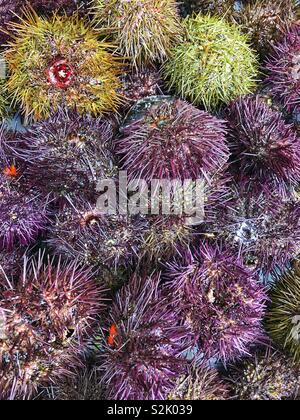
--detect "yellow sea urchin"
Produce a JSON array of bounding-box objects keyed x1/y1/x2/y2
[{"x1": 4, "y1": 9, "x2": 122, "y2": 120}]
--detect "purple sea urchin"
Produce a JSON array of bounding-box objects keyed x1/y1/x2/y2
[
  {"x1": 117, "y1": 96, "x2": 229, "y2": 182},
  {"x1": 93, "y1": 0, "x2": 183, "y2": 68},
  {"x1": 0, "y1": 255, "x2": 105, "y2": 400},
  {"x1": 142, "y1": 173, "x2": 230, "y2": 260},
  {"x1": 0, "y1": 124, "x2": 33, "y2": 173},
  {"x1": 4, "y1": 9, "x2": 122, "y2": 120},
  {"x1": 0, "y1": 174, "x2": 49, "y2": 251},
  {"x1": 165, "y1": 244, "x2": 267, "y2": 361},
  {"x1": 209, "y1": 183, "x2": 300, "y2": 273},
  {"x1": 228, "y1": 349, "x2": 300, "y2": 400},
  {"x1": 119, "y1": 69, "x2": 163, "y2": 111},
  {"x1": 98, "y1": 273, "x2": 191, "y2": 400},
  {"x1": 48, "y1": 198, "x2": 146, "y2": 270},
  {"x1": 266, "y1": 25, "x2": 300, "y2": 115},
  {"x1": 0, "y1": 248, "x2": 24, "y2": 280},
  {"x1": 226, "y1": 96, "x2": 300, "y2": 195},
  {"x1": 168, "y1": 362, "x2": 230, "y2": 400},
  {"x1": 23, "y1": 109, "x2": 117, "y2": 203}
]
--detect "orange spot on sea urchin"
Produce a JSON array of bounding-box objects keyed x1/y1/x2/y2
[
  {"x1": 108, "y1": 323, "x2": 118, "y2": 346},
  {"x1": 3, "y1": 165, "x2": 18, "y2": 178}
]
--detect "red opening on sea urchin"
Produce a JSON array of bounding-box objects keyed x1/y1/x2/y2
[{"x1": 46, "y1": 58, "x2": 75, "y2": 89}]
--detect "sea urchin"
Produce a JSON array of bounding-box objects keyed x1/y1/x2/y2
[
  {"x1": 164, "y1": 14, "x2": 258, "y2": 110},
  {"x1": 4, "y1": 9, "x2": 121, "y2": 120},
  {"x1": 93, "y1": 0, "x2": 183, "y2": 68},
  {"x1": 266, "y1": 24, "x2": 300, "y2": 115},
  {"x1": 97, "y1": 273, "x2": 191, "y2": 400},
  {"x1": 165, "y1": 244, "x2": 267, "y2": 361},
  {"x1": 226, "y1": 95, "x2": 300, "y2": 195},
  {"x1": 0, "y1": 255, "x2": 105, "y2": 400}
]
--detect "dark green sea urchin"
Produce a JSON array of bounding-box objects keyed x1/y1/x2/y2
[
  {"x1": 182, "y1": 0, "x2": 238, "y2": 16},
  {"x1": 228, "y1": 349, "x2": 300, "y2": 400},
  {"x1": 43, "y1": 369, "x2": 103, "y2": 400},
  {"x1": 168, "y1": 363, "x2": 230, "y2": 400},
  {"x1": 236, "y1": 0, "x2": 296, "y2": 57},
  {"x1": 163, "y1": 14, "x2": 258, "y2": 110},
  {"x1": 265, "y1": 266, "x2": 300, "y2": 362},
  {"x1": 93, "y1": 0, "x2": 183, "y2": 68}
]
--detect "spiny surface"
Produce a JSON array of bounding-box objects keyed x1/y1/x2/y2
[
  {"x1": 226, "y1": 96, "x2": 300, "y2": 196},
  {"x1": 266, "y1": 24, "x2": 300, "y2": 115},
  {"x1": 266, "y1": 266, "x2": 300, "y2": 363},
  {"x1": 0, "y1": 256, "x2": 105, "y2": 400},
  {"x1": 98, "y1": 274, "x2": 191, "y2": 400},
  {"x1": 164, "y1": 244, "x2": 267, "y2": 361},
  {"x1": 4, "y1": 10, "x2": 122, "y2": 120},
  {"x1": 164, "y1": 14, "x2": 258, "y2": 110},
  {"x1": 117, "y1": 96, "x2": 229, "y2": 181},
  {"x1": 93, "y1": 0, "x2": 183, "y2": 68},
  {"x1": 228, "y1": 349, "x2": 300, "y2": 400}
]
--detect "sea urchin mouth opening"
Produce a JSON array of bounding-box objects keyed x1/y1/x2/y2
[
  {"x1": 46, "y1": 58, "x2": 75, "y2": 89},
  {"x1": 234, "y1": 221, "x2": 258, "y2": 245},
  {"x1": 80, "y1": 212, "x2": 101, "y2": 228}
]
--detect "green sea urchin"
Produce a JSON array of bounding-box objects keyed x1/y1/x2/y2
[
  {"x1": 93, "y1": 0, "x2": 183, "y2": 68},
  {"x1": 163, "y1": 14, "x2": 258, "y2": 110},
  {"x1": 0, "y1": 0, "x2": 89, "y2": 45}
]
